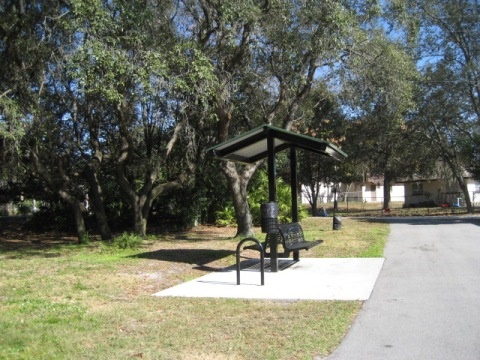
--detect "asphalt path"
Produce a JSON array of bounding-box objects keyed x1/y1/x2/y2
[{"x1": 327, "y1": 216, "x2": 480, "y2": 360}]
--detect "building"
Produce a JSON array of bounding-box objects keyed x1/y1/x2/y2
[{"x1": 301, "y1": 176, "x2": 480, "y2": 208}]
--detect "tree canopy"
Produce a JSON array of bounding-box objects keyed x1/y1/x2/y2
[{"x1": 1, "y1": 0, "x2": 479, "y2": 239}]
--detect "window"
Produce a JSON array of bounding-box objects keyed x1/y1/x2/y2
[{"x1": 412, "y1": 183, "x2": 423, "y2": 196}]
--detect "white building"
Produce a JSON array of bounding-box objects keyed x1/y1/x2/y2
[
  {"x1": 301, "y1": 176, "x2": 480, "y2": 208},
  {"x1": 301, "y1": 178, "x2": 405, "y2": 206}
]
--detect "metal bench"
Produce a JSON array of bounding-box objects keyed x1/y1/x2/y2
[
  {"x1": 244, "y1": 222, "x2": 323, "y2": 265},
  {"x1": 254, "y1": 222, "x2": 323, "y2": 262},
  {"x1": 277, "y1": 222, "x2": 323, "y2": 260}
]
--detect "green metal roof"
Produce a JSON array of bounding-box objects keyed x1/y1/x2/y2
[{"x1": 208, "y1": 125, "x2": 348, "y2": 164}]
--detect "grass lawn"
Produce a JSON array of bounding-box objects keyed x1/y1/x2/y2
[{"x1": 0, "y1": 217, "x2": 389, "y2": 359}]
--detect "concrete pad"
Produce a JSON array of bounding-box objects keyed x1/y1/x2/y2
[{"x1": 153, "y1": 258, "x2": 385, "y2": 301}]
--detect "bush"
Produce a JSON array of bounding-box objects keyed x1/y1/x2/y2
[
  {"x1": 110, "y1": 232, "x2": 144, "y2": 249},
  {"x1": 79, "y1": 232, "x2": 90, "y2": 245},
  {"x1": 213, "y1": 169, "x2": 307, "y2": 227},
  {"x1": 215, "y1": 204, "x2": 236, "y2": 226},
  {"x1": 249, "y1": 170, "x2": 307, "y2": 224}
]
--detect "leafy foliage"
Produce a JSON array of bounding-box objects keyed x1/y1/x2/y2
[
  {"x1": 214, "y1": 169, "x2": 307, "y2": 227},
  {"x1": 2, "y1": 0, "x2": 479, "y2": 235},
  {"x1": 215, "y1": 204, "x2": 237, "y2": 227},
  {"x1": 387, "y1": 0, "x2": 480, "y2": 211},
  {"x1": 248, "y1": 169, "x2": 308, "y2": 225},
  {"x1": 109, "y1": 232, "x2": 144, "y2": 250}
]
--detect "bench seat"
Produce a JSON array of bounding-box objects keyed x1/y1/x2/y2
[
  {"x1": 244, "y1": 222, "x2": 323, "y2": 262},
  {"x1": 246, "y1": 223, "x2": 323, "y2": 261},
  {"x1": 278, "y1": 222, "x2": 323, "y2": 253}
]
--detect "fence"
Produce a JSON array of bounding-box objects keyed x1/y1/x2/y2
[{"x1": 311, "y1": 195, "x2": 480, "y2": 217}]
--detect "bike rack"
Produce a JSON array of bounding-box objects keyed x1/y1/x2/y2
[{"x1": 236, "y1": 237, "x2": 265, "y2": 286}]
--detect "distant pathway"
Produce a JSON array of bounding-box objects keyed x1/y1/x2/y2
[{"x1": 327, "y1": 216, "x2": 480, "y2": 360}]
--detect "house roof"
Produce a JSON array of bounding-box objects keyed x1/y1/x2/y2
[{"x1": 207, "y1": 124, "x2": 347, "y2": 164}]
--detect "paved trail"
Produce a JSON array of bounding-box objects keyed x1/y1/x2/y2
[{"x1": 328, "y1": 217, "x2": 480, "y2": 360}]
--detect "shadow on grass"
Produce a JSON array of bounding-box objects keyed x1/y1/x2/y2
[
  {"x1": 0, "y1": 216, "x2": 80, "y2": 254},
  {"x1": 131, "y1": 248, "x2": 236, "y2": 272},
  {"x1": 0, "y1": 231, "x2": 79, "y2": 257}
]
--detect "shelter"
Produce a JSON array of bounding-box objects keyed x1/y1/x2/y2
[{"x1": 208, "y1": 125, "x2": 347, "y2": 271}]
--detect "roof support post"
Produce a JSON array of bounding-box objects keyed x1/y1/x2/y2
[
  {"x1": 290, "y1": 147, "x2": 298, "y2": 223},
  {"x1": 267, "y1": 129, "x2": 278, "y2": 272},
  {"x1": 290, "y1": 147, "x2": 301, "y2": 261},
  {"x1": 267, "y1": 130, "x2": 276, "y2": 202}
]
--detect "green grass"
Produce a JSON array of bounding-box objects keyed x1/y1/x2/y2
[
  {"x1": 301, "y1": 217, "x2": 388, "y2": 258},
  {"x1": 0, "y1": 217, "x2": 389, "y2": 359}
]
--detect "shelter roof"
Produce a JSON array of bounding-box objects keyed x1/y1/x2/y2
[{"x1": 207, "y1": 125, "x2": 347, "y2": 164}]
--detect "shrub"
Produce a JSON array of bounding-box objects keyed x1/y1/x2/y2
[
  {"x1": 215, "y1": 204, "x2": 236, "y2": 226},
  {"x1": 111, "y1": 232, "x2": 144, "y2": 249},
  {"x1": 213, "y1": 169, "x2": 307, "y2": 227},
  {"x1": 79, "y1": 232, "x2": 90, "y2": 245},
  {"x1": 249, "y1": 170, "x2": 307, "y2": 224}
]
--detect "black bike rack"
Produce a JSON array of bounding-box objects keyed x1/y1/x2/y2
[{"x1": 236, "y1": 237, "x2": 265, "y2": 286}]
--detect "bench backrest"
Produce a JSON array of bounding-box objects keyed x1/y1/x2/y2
[{"x1": 278, "y1": 222, "x2": 305, "y2": 247}]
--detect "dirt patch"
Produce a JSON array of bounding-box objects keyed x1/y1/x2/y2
[
  {"x1": 0, "y1": 218, "x2": 238, "y2": 252},
  {"x1": 0, "y1": 217, "x2": 79, "y2": 251}
]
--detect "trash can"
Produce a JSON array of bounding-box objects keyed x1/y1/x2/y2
[
  {"x1": 260, "y1": 202, "x2": 278, "y2": 233},
  {"x1": 333, "y1": 216, "x2": 342, "y2": 230}
]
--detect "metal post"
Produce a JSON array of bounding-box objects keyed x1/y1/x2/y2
[
  {"x1": 290, "y1": 147, "x2": 298, "y2": 223},
  {"x1": 290, "y1": 147, "x2": 300, "y2": 261},
  {"x1": 267, "y1": 131, "x2": 276, "y2": 203},
  {"x1": 332, "y1": 185, "x2": 337, "y2": 230},
  {"x1": 266, "y1": 130, "x2": 278, "y2": 272}
]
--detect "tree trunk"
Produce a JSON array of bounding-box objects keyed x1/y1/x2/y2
[
  {"x1": 84, "y1": 111, "x2": 113, "y2": 240},
  {"x1": 222, "y1": 161, "x2": 258, "y2": 238},
  {"x1": 132, "y1": 191, "x2": 157, "y2": 237},
  {"x1": 133, "y1": 195, "x2": 148, "y2": 236},
  {"x1": 442, "y1": 147, "x2": 474, "y2": 214},
  {"x1": 454, "y1": 172, "x2": 474, "y2": 213},
  {"x1": 232, "y1": 185, "x2": 254, "y2": 238},
  {"x1": 383, "y1": 173, "x2": 391, "y2": 210},
  {"x1": 31, "y1": 151, "x2": 87, "y2": 242},
  {"x1": 59, "y1": 189, "x2": 86, "y2": 242},
  {"x1": 115, "y1": 103, "x2": 185, "y2": 237},
  {"x1": 308, "y1": 183, "x2": 319, "y2": 216},
  {"x1": 84, "y1": 164, "x2": 112, "y2": 240},
  {"x1": 71, "y1": 201, "x2": 87, "y2": 242},
  {"x1": 429, "y1": 120, "x2": 474, "y2": 213}
]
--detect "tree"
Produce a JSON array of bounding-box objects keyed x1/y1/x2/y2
[
  {"x1": 70, "y1": 0, "x2": 216, "y2": 236},
  {"x1": 1, "y1": 0, "x2": 217, "y2": 239},
  {"x1": 0, "y1": 1, "x2": 48, "y2": 184},
  {"x1": 180, "y1": 0, "x2": 355, "y2": 236},
  {"x1": 417, "y1": 67, "x2": 475, "y2": 212},
  {"x1": 289, "y1": 83, "x2": 350, "y2": 215},
  {"x1": 0, "y1": 94, "x2": 24, "y2": 182},
  {"x1": 0, "y1": 1, "x2": 95, "y2": 240},
  {"x1": 340, "y1": 33, "x2": 421, "y2": 210},
  {"x1": 388, "y1": 0, "x2": 480, "y2": 212}
]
